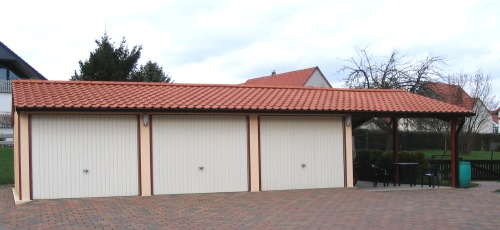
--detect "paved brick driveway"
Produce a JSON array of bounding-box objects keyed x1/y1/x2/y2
[{"x1": 0, "y1": 182, "x2": 499, "y2": 229}]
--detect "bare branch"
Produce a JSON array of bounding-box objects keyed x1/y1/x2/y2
[{"x1": 338, "y1": 47, "x2": 445, "y2": 93}]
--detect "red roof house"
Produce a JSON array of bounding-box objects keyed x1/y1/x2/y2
[
  {"x1": 243, "y1": 67, "x2": 332, "y2": 88},
  {"x1": 427, "y1": 82, "x2": 493, "y2": 133},
  {"x1": 491, "y1": 108, "x2": 500, "y2": 123},
  {"x1": 426, "y1": 82, "x2": 475, "y2": 110},
  {"x1": 491, "y1": 108, "x2": 500, "y2": 133}
]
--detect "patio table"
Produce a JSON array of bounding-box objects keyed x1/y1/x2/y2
[{"x1": 392, "y1": 162, "x2": 418, "y2": 187}]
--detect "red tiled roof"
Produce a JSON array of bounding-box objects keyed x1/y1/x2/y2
[
  {"x1": 12, "y1": 80, "x2": 474, "y2": 116},
  {"x1": 244, "y1": 67, "x2": 317, "y2": 86},
  {"x1": 427, "y1": 83, "x2": 475, "y2": 110},
  {"x1": 491, "y1": 108, "x2": 499, "y2": 123},
  {"x1": 492, "y1": 114, "x2": 498, "y2": 124}
]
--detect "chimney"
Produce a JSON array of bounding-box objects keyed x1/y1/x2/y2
[{"x1": 271, "y1": 70, "x2": 276, "y2": 75}]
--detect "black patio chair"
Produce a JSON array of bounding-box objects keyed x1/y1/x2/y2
[
  {"x1": 371, "y1": 164, "x2": 389, "y2": 187},
  {"x1": 421, "y1": 164, "x2": 440, "y2": 188}
]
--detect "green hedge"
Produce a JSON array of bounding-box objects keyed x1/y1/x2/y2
[
  {"x1": 353, "y1": 129, "x2": 500, "y2": 151},
  {"x1": 354, "y1": 149, "x2": 429, "y2": 183},
  {"x1": 0, "y1": 147, "x2": 14, "y2": 185},
  {"x1": 472, "y1": 133, "x2": 500, "y2": 151},
  {"x1": 353, "y1": 130, "x2": 447, "y2": 150}
]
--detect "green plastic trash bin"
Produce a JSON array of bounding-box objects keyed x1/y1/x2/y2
[{"x1": 459, "y1": 161, "x2": 471, "y2": 188}]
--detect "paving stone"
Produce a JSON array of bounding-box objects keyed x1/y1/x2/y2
[{"x1": 0, "y1": 182, "x2": 498, "y2": 229}]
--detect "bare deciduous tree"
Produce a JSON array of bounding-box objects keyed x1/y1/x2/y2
[
  {"x1": 340, "y1": 47, "x2": 498, "y2": 153},
  {"x1": 339, "y1": 47, "x2": 446, "y2": 94},
  {"x1": 0, "y1": 113, "x2": 13, "y2": 127},
  {"x1": 339, "y1": 47, "x2": 447, "y2": 150},
  {"x1": 441, "y1": 69, "x2": 498, "y2": 154},
  {"x1": 407, "y1": 69, "x2": 498, "y2": 153}
]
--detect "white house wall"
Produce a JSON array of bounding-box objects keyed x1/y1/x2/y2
[
  {"x1": 260, "y1": 116, "x2": 344, "y2": 191},
  {"x1": 0, "y1": 127, "x2": 13, "y2": 141},
  {"x1": 152, "y1": 115, "x2": 248, "y2": 194},
  {"x1": 31, "y1": 115, "x2": 139, "y2": 199},
  {"x1": 304, "y1": 69, "x2": 331, "y2": 88},
  {"x1": 0, "y1": 93, "x2": 11, "y2": 113},
  {"x1": 471, "y1": 102, "x2": 493, "y2": 133}
]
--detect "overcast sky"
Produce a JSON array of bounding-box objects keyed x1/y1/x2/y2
[{"x1": 3, "y1": 0, "x2": 500, "y2": 96}]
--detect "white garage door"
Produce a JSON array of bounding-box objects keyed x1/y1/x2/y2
[
  {"x1": 260, "y1": 116, "x2": 344, "y2": 191},
  {"x1": 152, "y1": 115, "x2": 248, "y2": 195},
  {"x1": 31, "y1": 115, "x2": 139, "y2": 199}
]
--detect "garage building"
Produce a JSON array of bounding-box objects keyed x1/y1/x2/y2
[{"x1": 12, "y1": 80, "x2": 473, "y2": 201}]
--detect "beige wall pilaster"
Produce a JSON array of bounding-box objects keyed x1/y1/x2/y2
[
  {"x1": 345, "y1": 115, "x2": 354, "y2": 187},
  {"x1": 248, "y1": 114, "x2": 260, "y2": 191},
  {"x1": 139, "y1": 114, "x2": 152, "y2": 196}
]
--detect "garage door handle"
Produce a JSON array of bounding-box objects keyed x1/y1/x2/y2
[
  {"x1": 83, "y1": 169, "x2": 89, "y2": 174},
  {"x1": 199, "y1": 166, "x2": 204, "y2": 171},
  {"x1": 301, "y1": 164, "x2": 306, "y2": 168}
]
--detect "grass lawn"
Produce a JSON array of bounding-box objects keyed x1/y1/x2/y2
[
  {"x1": 0, "y1": 146, "x2": 14, "y2": 185},
  {"x1": 422, "y1": 149, "x2": 500, "y2": 160}
]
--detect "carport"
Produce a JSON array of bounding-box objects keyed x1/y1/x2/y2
[
  {"x1": 11, "y1": 81, "x2": 474, "y2": 202},
  {"x1": 350, "y1": 108, "x2": 473, "y2": 188}
]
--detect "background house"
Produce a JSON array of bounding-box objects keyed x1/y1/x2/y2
[
  {"x1": 243, "y1": 66, "x2": 332, "y2": 88},
  {"x1": 0, "y1": 41, "x2": 46, "y2": 144},
  {"x1": 427, "y1": 82, "x2": 492, "y2": 134},
  {"x1": 490, "y1": 108, "x2": 499, "y2": 133}
]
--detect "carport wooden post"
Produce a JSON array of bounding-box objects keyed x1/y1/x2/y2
[
  {"x1": 451, "y1": 119, "x2": 459, "y2": 188},
  {"x1": 392, "y1": 117, "x2": 399, "y2": 185}
]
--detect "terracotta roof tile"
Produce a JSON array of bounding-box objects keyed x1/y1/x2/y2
[
  {"x1": 12, "y1": 80, "x2": 474, "y2": 116},
  {"x1": 244, "y1": 67, "x2": 317, "y2": 86}
]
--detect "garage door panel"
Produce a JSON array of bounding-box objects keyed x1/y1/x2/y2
[
  {"x1": 31, "y1": 115, "x2": 139, "y2": 199},
  {"x1": 260, "y1": 116, "x2": 344, "y2": 191},
  {"x1": 153, "y1": 115, "x2": 248, "y2": 195}
]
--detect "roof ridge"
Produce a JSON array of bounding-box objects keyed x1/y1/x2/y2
[
  {"x1": 12, "y1": 79, "x2": 407, "y2": 92},
  {"x1": 427, "y1": 81, "x2": 464, "y2": 88},
  {"x1": 273, "y1": 66, "x2": 317, "y2": 75},
  {"x1": 248, "y1": 66, "x2": 317, "y2": 80}
]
